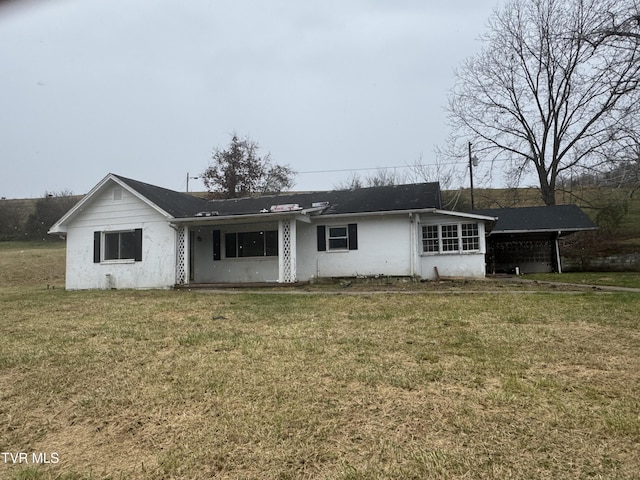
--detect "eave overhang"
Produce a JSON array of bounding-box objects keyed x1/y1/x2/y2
[
  {"x1": 48, "y1": 173, "x2": 175, "y2": 234},
  {"x1": 168, "y1": 207, "x2": 498, "y2": 226},
  {"x1": 169, "y1": 206, "x2": 327, "y2": 226}
]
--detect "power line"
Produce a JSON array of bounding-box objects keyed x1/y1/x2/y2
[
  {"x1": 297, "y1": 158, "x2": 511, "y2": 175},
  {"x1": 298, "y1": 165, "x2": 416, "y2": 175}
]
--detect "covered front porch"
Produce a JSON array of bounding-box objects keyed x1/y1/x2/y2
[{"x1": 174, "y1": 216, "x2": 300, "y2": 286}]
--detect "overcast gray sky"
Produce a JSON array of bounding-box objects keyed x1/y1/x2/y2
[{"x1": 1, "y1": 0, "x2": 501, "y2": 199}]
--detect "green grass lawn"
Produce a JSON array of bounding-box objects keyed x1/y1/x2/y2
[{"x1": 1, "y1": 244, "x2": 640, "y2": 479}]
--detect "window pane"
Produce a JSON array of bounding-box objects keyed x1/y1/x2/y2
[
  {"x1": 225, "y1": 233, "x2": 237, "y2": 258},
  {"x1": 265, "y1": 230, "x2": 278, "y2": 256},
  {"x1": 104, "y1": 233, "x2": 120, "y2": 260},
  {"x1": 462, "y1": 237, "x2": 479, "y2": 250},
  {"x1": 329, "y1": 238, "x2": 348, "y2": 250},
  {"x1": 329, "y1": 227, "x2": 347, "y2": 237},
  {"x1": 422, "y1": 225, "x2": 439, "y2": 252},
  {"x1": 238, "y1": 231, "x2": 265, "y2": 257},
  {"x1": 462, "y1": 223, "x2": 478, "y2": 237},
  {"x1": 119, "y1": 231, "x2": 136, "y2": 259}
]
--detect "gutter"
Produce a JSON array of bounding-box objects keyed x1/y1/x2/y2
[
  {"x1": 487, "y1": 226, "x2": 598, "y2": 236},
  {"x1": 295, "y1": 208, "x2": 497, "y2": 220},
  {"x1": 169, "y1": 207, "x2": 499, "y2": 226},
  {"x1": 169, "y1": 206, "x2": 327, "y2": 226}
]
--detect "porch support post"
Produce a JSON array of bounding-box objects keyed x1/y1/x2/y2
[
  {"x1": 176, "y1": 225, "x2": 189, "y2": 285},
  {"x1": 278, "y1": 218, "x2": 297, "y2": 283}
]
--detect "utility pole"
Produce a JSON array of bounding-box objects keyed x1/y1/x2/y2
[
  {"x1": 186, "y1": 173, "x2": 199, "y2": 193},
  {"x1": 468, "y1": 142, "x2": 475, "y2": 210}
]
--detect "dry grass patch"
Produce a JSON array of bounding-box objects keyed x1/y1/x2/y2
[
  {"x1": 0, "y1": 242, "x2": 65, "y2": 288},
  {"x1": 1, "y1": 287, "x2": 639, "y2": 479}
]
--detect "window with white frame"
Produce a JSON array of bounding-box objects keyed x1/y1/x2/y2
[
  {"x1": 461, "y1": 223, "x2": 480, "y2": 250},
  {"x1": 441, "y1": 224, "x2": 459, "y2": 252},
  {"x1": 421, "y1": 223, "x2": 481, "y2": 254},
  {"x1": 328, "y1": 226, "x2": 349, "y2": 250},
  {"x1": 94, "y1": 229, "x2": 143, "y2": 263},
  {"x1": 422, "y1": 225, "x2": 439, "y2": 253}
]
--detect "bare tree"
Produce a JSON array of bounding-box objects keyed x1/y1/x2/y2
[
  {"x1": 364, "y1": 168, "x2": 406, "y2": 187},
  {"x1": 202, "y1": 134, "x2": 295, "y2": 198},
  {"x1": 404, "y1": 154, "x2": 459, "y2": 190},
  {"x1": 334, "y1": 172, "x2": 365, "y2": 190},
  {"x1": 589, "y1": 0, "x2": 640, "y2": 43},
  {"x1": 334, "y1": 169, "x2": 407, "y2": 190},
  {"x1": 334, "y1": 156, "x2": 460, "y2": 191},
  {"x1": 447, "y1": 0, "x2": 640, "y2": 205}
]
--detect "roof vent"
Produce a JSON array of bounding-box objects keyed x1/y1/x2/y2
[{"x1": 195, "y1": 211, "x2": 219, "y2": 217}]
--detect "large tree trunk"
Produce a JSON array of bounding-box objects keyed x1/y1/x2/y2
[
  {"x1": 535, "y1": 160, "x2": 557, "y2": 205},
  {"x1": 539, "y1": 180, "x2": 556, "y2": 206}
]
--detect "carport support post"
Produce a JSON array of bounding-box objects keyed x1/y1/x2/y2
[
  {"x1": 278, "y1": 218, "x2": 297, "y2": 283},
  {"x1": 555, "y1": 231, "x2": 562, "y2": 274}
]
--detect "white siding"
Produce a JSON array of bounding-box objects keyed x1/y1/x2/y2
[
  {"x1": 187, "y1": 213, "x2": 488, "y2": 283},
  {"x1": 296, "y1": 215, "x2": 414, "y2": 281},
  {"x1": 417, "y1": 214, "x2": 487, "y2": 279},
  {"x1": 64, "y1": 183, "x2": 177, "y2": 289}
]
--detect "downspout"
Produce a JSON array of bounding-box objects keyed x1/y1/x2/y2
[{"x1": 410, "y1": 213, "x2": 419, "y2": 278}]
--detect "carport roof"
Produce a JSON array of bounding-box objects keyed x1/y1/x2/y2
[{"x1": 474, "y1": 204, "x2": 597, "y2": 235}]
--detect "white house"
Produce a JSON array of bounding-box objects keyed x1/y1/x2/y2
[{"x1": 48, "y1": 174, "x2": 496, "y2": 290}]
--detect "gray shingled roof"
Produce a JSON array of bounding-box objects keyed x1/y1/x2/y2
[
  {"x1": 474, "y1": 204, "x2": 597, "y2": 234},
  {"x1": 202, "y1": 183, "x2": 443, "y2": 216},
  {"x1": 114, "y1": 175, "x2": 209, "y2": 218},
  {"x1": 115, "y1": 175, "x2": 443, "y2": 218}
]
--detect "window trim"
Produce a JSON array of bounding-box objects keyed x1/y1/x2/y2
[{"x1": 421, "y1": 222, "x2": 481, "y2": 255}]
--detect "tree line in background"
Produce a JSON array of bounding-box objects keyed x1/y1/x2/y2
[
  {"x1": 1, "y1": 160, "x2": 637, "y2": 243},
  {"x1": 0, "y1": 192, "x2": 77, "y2": 242}
]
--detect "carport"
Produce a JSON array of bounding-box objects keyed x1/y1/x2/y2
[{"x1": 474, "y1": 205, "x2": 597, "y2": 274}]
